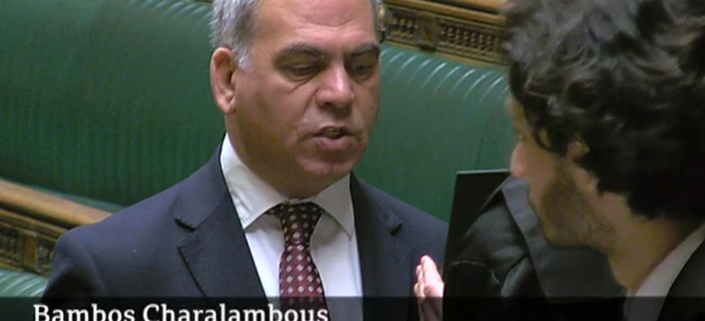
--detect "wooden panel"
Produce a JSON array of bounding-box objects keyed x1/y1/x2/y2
[
  {"x1": 0, "y1": 179, "x2": 110, "y2": 275},
  {"x1": 432, "y1": 0, "x2": 504, "y2": 12},
  {"x1": 384, "y1": 0, "x2": 506, "y2": 68},
  {"x1": 0, "y1": 209, "x2": 58, "y2": 275}
]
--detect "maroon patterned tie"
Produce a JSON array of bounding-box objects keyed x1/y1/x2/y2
[{"x1": 268, "y1": 202, "x2": 328, "y2": 312}]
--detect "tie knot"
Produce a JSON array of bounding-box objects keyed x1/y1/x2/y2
[{"x1": 268, "y1": 202, "x2": 323, "y2": 245}]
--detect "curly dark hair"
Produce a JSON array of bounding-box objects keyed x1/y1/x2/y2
[{"x1": 503, "y1": 0, "x2": 705, "y2": 221}]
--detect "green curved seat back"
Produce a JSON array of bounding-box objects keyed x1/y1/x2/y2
[
  {"x1": 1, "y1": 0, "x2": 223, "y2": 207},
  {"x1": 0, "y1": 269, "x2": 46, "y2": 319},
  {"x1": 0, "y1": 269, "x2": 46, "y2": 297},
  {"x1": 0, "y1": 0, "x2": 513, "y2": 221},
  {"x1": 355, "y1": 48, "x2": 512, "y2": 219}
]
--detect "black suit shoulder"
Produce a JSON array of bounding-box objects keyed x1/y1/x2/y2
[
  {"x1": 66, "y1": 179, "x2": 184, "y2": 250},
  {"x1": 353, "y1": 178, "x2": 448, "y2": 245},
  {"x1": 43, "y1": 174, "x2": 208, "y2": 298}
]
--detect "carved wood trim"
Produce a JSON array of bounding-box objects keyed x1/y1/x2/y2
[
  {"x1": 384, "y1": 0, "x2": 506, "y2": 67},
  {"x1": 0, "y1": 209, "x2": 61, "y2": 275},
  {"x1": 433, "y1": 0, "x2": 504, "y2": 12},
  {"x1": 0, "y1": 179, "x2": 110, "y2": 275}
]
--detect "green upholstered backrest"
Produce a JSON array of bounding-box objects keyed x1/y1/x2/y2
[
  {"x1": 1, "y1": 0, "x2": 223, "y2": 207},
  {"x1": 0, "y1": 269, "x2": 46, "y2": 296},
  {"x1": 0, "y1": 0, "x2": 513, "y2": 221},
  {"x1": 0, "y1": 269, "x2": 46, "y2": 319},
  {"x1": 356, "y1": 48, "x2": 512, "y2": 220}
]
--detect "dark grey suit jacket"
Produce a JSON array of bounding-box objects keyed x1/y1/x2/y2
[
  {"x1": 443, "y1": 176, "x2": 624, "y2": 321},
  {"x1": 42, "y1": 148, "x2": 448, "y2": 321},
  {"x1": 658, "y1": 240, "x2": 705, "y2": 321}
]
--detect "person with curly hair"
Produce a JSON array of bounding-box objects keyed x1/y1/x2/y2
[{"x1": 415, "y1": 0, "x2": 705, "y2": 320}]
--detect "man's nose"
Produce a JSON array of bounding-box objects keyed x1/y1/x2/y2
[{"x1": 315, "y1": 65, "x2": 355, "y2": 110}]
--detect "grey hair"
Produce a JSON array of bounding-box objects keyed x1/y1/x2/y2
[{"x1": 210, "y1": 0, "x2": 384, "y2": 68}]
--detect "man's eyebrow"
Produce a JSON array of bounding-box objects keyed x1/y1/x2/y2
[
  {"x1": 348, "y1": 43, "x2": 380, "y2": 58},
  {"x1": 276, "y1": 43, "x2": 327, "y2": 60},
  {"x1": 275, "y1": 43, "x2": 380, "y2": 61}
]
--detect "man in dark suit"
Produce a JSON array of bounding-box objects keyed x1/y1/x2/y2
[
  {"x1": 42, "y1": 0, "x2": 447, "y2": 319},
  {"x1": 415, "y1": 0, "x2": 705, "y2": 320}
]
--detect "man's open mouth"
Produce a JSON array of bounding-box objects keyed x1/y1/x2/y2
[{"x1": 319, "y1": 127, "x2": 348, "y2": 139}]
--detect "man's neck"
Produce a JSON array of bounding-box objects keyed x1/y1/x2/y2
[{"x1": 606, "y1": 216, "x2": 698, "y2": 294}]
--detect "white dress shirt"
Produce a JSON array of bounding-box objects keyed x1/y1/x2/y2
[
  {"x1": 624, "y1": 223, "x2": 705, "y2": 321},
  {"x1": 219, "y1": 135, "x2": 363, "y2": 320}
]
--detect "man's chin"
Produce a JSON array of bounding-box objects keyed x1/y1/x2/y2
[
  {"x1": 542, "y1": 226, "x2": 586, "y2": 248},
  {"x1": 302, "y1": 153, "x2": 360, "y2": 171},
  {"x1": 299, "y1": 160, "x2": 356, "y2": 184},
  {"x1": 542, "y1": 229, "x2": 565, "y2": 246}
]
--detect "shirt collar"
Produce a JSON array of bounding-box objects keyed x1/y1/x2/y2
[
  {"x1": 633, "y1": 222, "x2": 705, "y2": 297},
  {"x1": 623, "y1": 223, "x2": 705, "y2": 321},
  {"x1": 220, "y1": 135, "x2": 354, "y2": 238}
]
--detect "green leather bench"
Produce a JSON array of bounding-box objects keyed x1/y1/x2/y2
[
  {"x1": 0, "y1": 269, "x2": 45, "y2": 320},
  {"x1": 0, "y1": 270, "x2": 46, "y2": 297},
  {"x1": 0, "y1": 0, "x2": 512, "y2": 292},
  {"x1": 0, "y1": 0, "x2": 511, "y2": 218}
]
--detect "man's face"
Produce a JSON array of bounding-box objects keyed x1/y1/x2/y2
[
  {"x1": 227, "y1": 0, "x2": 380, "y2": 197},
  {"x1": 508, "y1": 98, "x2": 610, "y2": 247}
]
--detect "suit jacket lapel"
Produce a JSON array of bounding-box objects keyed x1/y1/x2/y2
[
  {"x1": 171, "y1": 159, "x2": 415, "y2": 313},
  {"x1": 351, "y1": 176, "x2": 413, "y2": 320},
  {"x1": 659, "y1": 242, "x2": 705, "y2": 321},
  {"x1": 174, "y1": 149, "x2": 268, "y2": 306}
]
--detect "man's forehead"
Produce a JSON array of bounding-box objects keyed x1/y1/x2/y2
[
  {"x1": 253, "y1": 0, "x2": 377, "y2": 53},
  {"x1": 257, "y1": 0, "x2": 374, "y2": 28}
]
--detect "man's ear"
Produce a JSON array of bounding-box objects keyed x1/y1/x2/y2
[
  {"x1": 210, "y1": 48, "x2": 238, "y2": 114},
  {"x1": 566, "y1": 139, "x2": 598, "y2": 194},
  {"x1": 567, "y1": 139, "x2": 589, "y2": 160}
]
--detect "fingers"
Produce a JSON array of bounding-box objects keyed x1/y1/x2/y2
[
  {"x1": 416, "y1": 255, "x2": 444, "y2": 321},
  {"x1": 415, "y1": 264, "x2": 428, "y2": 321},
  {"x1": 415, "y1": 262, "x2": 426, "y2": 302},
  {"x1": 421, "y1": 256, "x2": 442, "y2": 283},
  {"x1": 419, "y1": 255, "x2": 444, "y2": 297}
]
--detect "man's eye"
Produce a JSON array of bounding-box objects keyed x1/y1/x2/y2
[
  {"x1": 353, "y1": 64, "x2": 373, "y2": 73},
  {"x1": 286, "y1": 64, "x2": 319, "y2": 78},
  {"x1": 348, "y1": 62, "x2": 377, "y2": 79}
]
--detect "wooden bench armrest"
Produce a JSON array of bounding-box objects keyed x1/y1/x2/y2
[
  {"x1": 434, "y1": 0, "x2": 504, "y2": 12},
  {"x1": 0, "y1": 179, "x2": 110, "y2": 228},
  {"x1": 0, "y1": 179, "x2": 110, "y2": 275}
]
